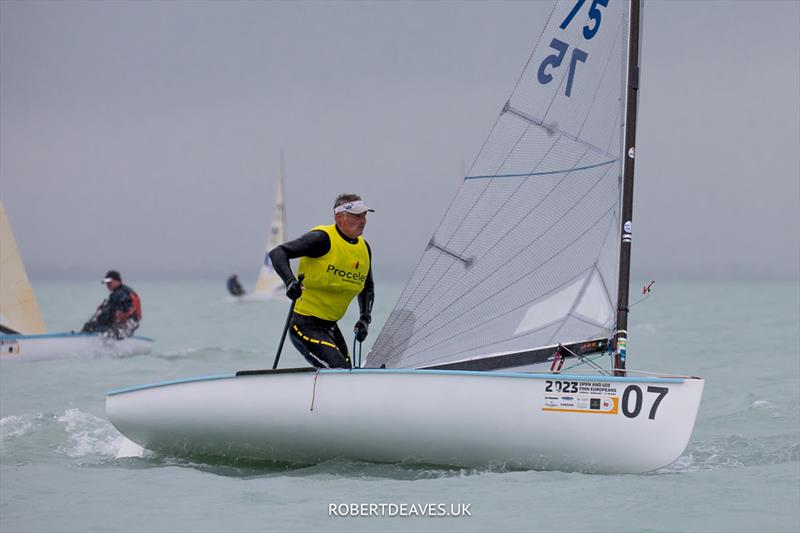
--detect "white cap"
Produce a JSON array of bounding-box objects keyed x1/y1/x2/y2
[
  {"x1": 101, "y1": 270, "x2": 121, "y2": 283},
  {"x1": 334, "y1": 200, "x2": 375, "y2": 215}
]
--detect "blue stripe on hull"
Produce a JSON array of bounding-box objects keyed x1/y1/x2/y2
[
  {"x1": 0, "y1": 332, "x2": 154, "y2": 342},
  {"x1": 108, "y1": 374, "x2": 238, "y2": 395},
  {"x1": 107, "y1": 368, "x2": 686, "y2": 396}
]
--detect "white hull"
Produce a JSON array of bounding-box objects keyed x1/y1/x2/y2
[
  {"x1": 1, "y1": 332, "x2": 153, "y2": 361},
  {"x1": 107, "y1": 368, "x2": 704, "y2": 474}
]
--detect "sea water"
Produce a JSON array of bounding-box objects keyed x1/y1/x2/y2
[{"x1": 1, "y1": 280, "x2": 798, "y2": 532}]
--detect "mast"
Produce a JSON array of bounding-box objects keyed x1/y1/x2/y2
[{"x1": 614, "y1": 0, "x2": 642, "y2": 376}]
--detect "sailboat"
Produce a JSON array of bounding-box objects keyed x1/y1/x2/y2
[
  {"x1": 227, "y1": 151, "x2": 288, "y2": 302},
  {"x1": 107, "y1": 0, "x2": 703, "y2": 473},
  {"x1": 0, "y1": 202, "x2": 153, "y2": 360}
]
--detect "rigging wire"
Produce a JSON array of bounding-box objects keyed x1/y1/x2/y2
[{"x1": 559, "y1": 345, "x2": 611, "y2": 375}]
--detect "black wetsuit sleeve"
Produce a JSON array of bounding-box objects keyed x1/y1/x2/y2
[
  {"x1": 358, "y1": 242, "x2": 375, "y2": 321},
  {"x1": 268, "y1": 230, "x2": 331, "y2": 287}
]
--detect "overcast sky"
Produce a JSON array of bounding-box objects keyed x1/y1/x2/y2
[{"x1": 1, "y1": 0, "x2": 798, "y2": 283}]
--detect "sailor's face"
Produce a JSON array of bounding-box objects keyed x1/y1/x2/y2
[
  {"x1": 106, "y1": 279, "x2": 121, "y2": 291},
  {"x1": 336, "y1": 211, "x2": 367, "y2": 239}
]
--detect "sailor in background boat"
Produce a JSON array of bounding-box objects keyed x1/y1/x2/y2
[
  {"x1": 81, "y1": 270, "x2": 142, "y2": 340},
  {"x1": 268, "y1": 194, "x2": 375, "y2": 369},
  {"x1": 226, "y1": 273, "x2": 245, "y2": 297}
]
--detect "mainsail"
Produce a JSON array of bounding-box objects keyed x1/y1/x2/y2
[
  {"x1": 370, "y1": 0, "x2": 633, "y2": 369},
  {"x1": 0, "y1": 202, "x2": 46, "y2": 334},
  {"x1": 254, "y1": 150, "x2": 287, "y2": 295}
]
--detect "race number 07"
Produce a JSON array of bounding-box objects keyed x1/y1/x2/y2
[{"x1": 621, "y1": 385, "x2": 669, "y2": 419}]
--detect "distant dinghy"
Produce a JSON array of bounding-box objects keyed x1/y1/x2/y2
[
  {"x1": 108, "y1": 0, "x2": 703, "y2": 473},
  {"x1": 0, "y1": 202, "x2": 153, "y2": 360},
  {"x1": 1, "y1": 331, "x2": 154, "y2": 361},
  {"x1": 227, "y1": 151, "x2": 288, "y2": 302}
]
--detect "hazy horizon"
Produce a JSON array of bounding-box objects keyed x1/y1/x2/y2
[{"x1": 2, "y1": 0, "x2": 798, "y2": 284}]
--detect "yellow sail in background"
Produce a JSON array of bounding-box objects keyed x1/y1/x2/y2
[{"x1": 0, "y1": 202, "x2": 46, "y2": 333}]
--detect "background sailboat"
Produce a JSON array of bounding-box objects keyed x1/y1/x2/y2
[
  {"x1": 107, "y1": 0, "x2": 703, "y2": 473},
  {"x1": 0, "y1": 202, "x2": 153, "y2": 360},
  {"x1": 0, "y1": 202, "x2": 46, "y2": 335},
  {"x1": 227, "y1": 151, "x2": 288, "y2": 302}
]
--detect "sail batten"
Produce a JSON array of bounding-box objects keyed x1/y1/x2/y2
[
  {"x1": 400, "y1": 142, "x2": 612, "y2": 309},
  {"x1": 369, "y1": 0, "x2": 630, "y2": 369},
  {"x1": 465, "y1": 159, "x2": 616, "y2": 180}
]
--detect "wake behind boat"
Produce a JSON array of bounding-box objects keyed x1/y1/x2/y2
[
  {"x1": 0, "y1": 203, "x2": 153, "y2": 360},
  {"x1": 107, "y1": 0, "x2": 703, "y2": 473}
]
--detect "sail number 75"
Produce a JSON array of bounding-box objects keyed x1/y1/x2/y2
[
  {"x1": 537, "y1": 0, "x2": 608, "y2": 97},
  {"x1": 621, "y1": 385, "x2": 669, "y2": 420},
  {"x1": 560, "y1": 0, "x2": 609, "y2": 39},
  {"x1": 537, "y1": 39, "x2": 588, "y2": 97}
]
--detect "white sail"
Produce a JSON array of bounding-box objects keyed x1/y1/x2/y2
[
  {"x1": 253, "y1": 150, "x2": 287, "y2": 297},
  {"x1": 0, "y1": 202, "x2": 46, "y2": 334},
  {"x1": 369, "y1": 0, "x2": 630, "y2": 369}
]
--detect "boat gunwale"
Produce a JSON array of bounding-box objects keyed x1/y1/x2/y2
[
  {"x1": 0, "y1": 332, "x2": 155, "y2": 342},
  {"x1": 106, "y1": 367, "x2": 695, "y2": 396}
]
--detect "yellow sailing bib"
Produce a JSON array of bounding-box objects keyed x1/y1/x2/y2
[{"x1": 295, "y1": 224, "x2": 370, "y2": 321}]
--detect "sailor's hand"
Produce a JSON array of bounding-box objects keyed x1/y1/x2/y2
[
  {"x1": 286, "y1": 279, "x2": 303, "y2": 300},
  {"x1": 354, "y1": 316, "x2": 370, "y2": 342}
]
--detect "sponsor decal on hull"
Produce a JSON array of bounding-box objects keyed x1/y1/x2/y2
[{"x1": 541, "y1": 380, "x2": 620, "y2": 415}]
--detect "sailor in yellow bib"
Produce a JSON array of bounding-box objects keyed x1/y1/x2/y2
[{"x1": 268, "y1": 194, "x2": 375, "y2": 368}]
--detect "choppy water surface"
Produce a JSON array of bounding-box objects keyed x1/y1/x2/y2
[{"x1": 2, "y1": 280, "x2": 798, "y2": 532}]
